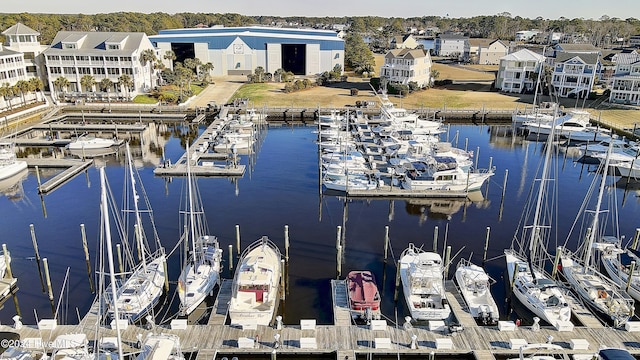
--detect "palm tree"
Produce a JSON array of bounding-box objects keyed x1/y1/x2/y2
[
  {"x1": 118, "y1": 74, "x2": 133, "y2": 101},
  {"x1": 163, "y1": 50, "x2": 176, "y2": 70},
  {"x1": 140, "y1": 48, "x2": 157, "y2": 90},
  {"x1": 99, "y1": 78, "x2": 113, "y2": 101},
  {"x1": 80, "y1": 75, "x2": 96, "y2": 92},
  {"x1": 0, "y1": 82, "x2": 14, "y2": 110},
  {"x1": 53, "y1": 77, "x2": 70, "y2": 102},
  {"x1": 201, "y1": 62, "x2": 214, "y2": 83},
  {"x1": 183, "y1": 58, "x2": 201, "y2": 81},
  {"x1": 14, "y1": 80, "x2": 30, "y2": 106},
  {"x1": 28, "y1": 77, "x2": 44, "y2": 102}
]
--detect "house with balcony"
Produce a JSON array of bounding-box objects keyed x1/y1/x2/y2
[
  {"x1": 434, "y1": 33, "x2": 469, "y2": 61},
  {"x1": 379, "y1": 48, "x2": 432, "y2": 88},
  {"x1": 0, "y1": 43, "x2": 28, "y2": 112},
  {"x1": 551, "y1": 52, "x2": 599, "y2": 98},
  {"x1": 496, "y1": 48, "x2": 545, "y2": 93},
  {"x1": 42, "y1": 31, "x2": 157, "y2": 102},
  {"x1": 609, "y1": 55, "x2": 640, "y2": 105}
]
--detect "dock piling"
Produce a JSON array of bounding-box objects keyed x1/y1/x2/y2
[
  {"x1": 29, "y1": 224, "x2": 41, "y2": 262},
  {"x1": 35, "y1": 166, "x2": 42, "y2": 192},
  {"x1": 633, "y1": 228, "x2": 640, "y2": 250},
  {"x1": 383, "y1": 226, "x2": 389, "y2": 262},
  {"x1": 336, "y1": 226, "x2": 342, "y2": 250},
  {"x1": 433, "y1": 226, "x2": 438, "y2": 252},
  {"x1": 80, "y1": 224, "x2": 94, "y2": 293},
  {"x1": 228, "y1": 245, "x2": 233, "y2": 271},
  {"x1": 43, "y1": 258, "x2": 54, "y2": 301},
  {"x1": 284, "y1": 225, "x2": 289, "y2": 262},
  {"x1": 444, "y1": 245, "x2": 451, "y2": 278},
  {"x1": 337, "y1": 245, "x2": 342, "y2": 278},
  {"x1": 163, "y1": 258, "x2": 169, "y2": 291},
  {"x1": 235, "y1": 224, "x2": 241, "y2": 258},
  {"x1": 552, "y1": 247, "x2": 561, "y2": 279},
  {"x1": 2, "y1": 244, "x2": 13, "y2": 279},
  {"x1": 483, "y1": 227, "x2": 490, "y2": 264}
]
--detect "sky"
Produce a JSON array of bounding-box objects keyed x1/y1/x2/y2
[{"x1": 1, "y1": 0, "x2": 638, "y2": 20}]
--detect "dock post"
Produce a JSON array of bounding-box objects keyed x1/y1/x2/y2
[
  {"x1": 501, "y1": 169, "x2": 509, "y2": 199},
  {"x1": 464, "y1": 138, "x2": 469, "y2": 153},
  {"x1": 383, "y1": 226, "x2": 389, "y2": 262},
  {"x1": 475, "y1": 146, "x2": 480, "y2": 169},
  {"x1": 116, "y1": 244, "x2": 124, "y2": 276},
  {"x1": 552, "y1": 247, "x2": 562, "y2": 279},
  {"x1": 29, "y1": 224, "x2": 41, "y2": 262},
  {"x1": 280, "y1": 259, "x2": 285, "y2": 300},
  {"x1": 488, "y1": 156, "x2": 493, "y2": 172},
  {"x1": 483, "y1": 227, "x2": 490, "y2": 264},
  {"x1": 228, "y1": 245, "x2": 233, "y2": 271},
  {"x1": 433, "y1": 226, "x2": 438, "y2": 252},
  {"x1": 444, "y1": 246, "x2": 451, "y2": 278},
  {"x1": 633, "y1": 228, "x2": 640, "y2": 250},
  {"x1": 284, "y1": 225, "x2": 289, "y2": 262},
  {"x1": 2, "y1": 244, "x2": 12, "y2": 279},
  {"x1": 43, "y1": 258, "x2": 54, "y2": 301},
  {"x1": 394, "y1": 260, "x2": 401, "y2": 302},
  {"x1": 627, "y1": 261, "x2": 636, "y2": 292},
  {"x1": 336, "y1": 226, "x2": 342, "y2": 250},
  {"x1": 235, "y1": 224, "x2": 241, "y2": 258},
  {"x1": 35, "y1": 166, "x2": 42, "y2": 192},
  {"x1": 337, "y1": 245, "x2": 342, "y2": 278},
  {"x1": 163, "y1": 258, "x2": 169, "y2": 291},
  {"x1": 511, "y1": 262, "x2": 519, "y2": 288},
  {"x1": 80, "y1": 224, "x2": 94, "y2": 293}
]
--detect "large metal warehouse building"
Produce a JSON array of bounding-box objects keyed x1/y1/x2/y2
[{"x1": 149, "y1": 26, "x2": 344, "y2": 77}]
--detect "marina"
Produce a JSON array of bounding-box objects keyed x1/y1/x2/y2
[{"x1": 1, "y1": 110, "x2": 640, "y2": 358}]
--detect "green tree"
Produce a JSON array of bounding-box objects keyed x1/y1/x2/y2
[
  {"x1": 140, "y1": 48, "x2": 157, "y2": 90},
  {"x1": 163, "y1": 50, "x2": 176, "y2": 70},
  {"x1": 28, "y1": 77, "x2": 44, "y2": 101},
  {"x1": 344, "y1": 32, "x2": 375, "y2": 75},
  {"x1": 14, "y1": 80, "x2": 30, "y2": 106},
  {"x1": 201, "y1": 62, "x2": 214, "y2": 83},
  {"x1": 53, "y1": 76, "x2": 70, "y2": 101},
  {"x1": 80, "y1": 75, "x2": 96, "y2": 93},
  {"x1": 0, "y1": 82, "x2": 14, "y2": 110},
  {"x1": 254, "y1": 66, "x2": 266, "y2": 83}
]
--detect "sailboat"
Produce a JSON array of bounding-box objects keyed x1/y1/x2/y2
[
  {"x1": 107, "y1": 143, "x2": 167, "y2": 323},
  {"x1": 559, "y1": 142, "x2": 634, "y2": 327},
  {"x1": 504, "y1": 117, "x2": 573, "y2": 331},
  {"x1": 177, "y1": 144, "x2": 222, "y2": 316}
]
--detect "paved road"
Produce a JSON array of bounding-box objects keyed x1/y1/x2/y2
[{"x1": 187, "y1": 76, "x2": 246, "y2": 109}]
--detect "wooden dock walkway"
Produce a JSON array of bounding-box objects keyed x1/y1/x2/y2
[
  {"x1": 24, "y1": 158, "x2": 94, "y2": 194},
  {"x1": 444, "y1": 280, "x2": 478, "y2": 328},
  {"x1": 32, "y1": 123, "x2": 147, "y2": 132},
  {"x1": 207, "y1": 279, "x2": 232, "y2": 326},
  {"x1": 331, "y1": 279, "x2": 352, "y2": 326}
]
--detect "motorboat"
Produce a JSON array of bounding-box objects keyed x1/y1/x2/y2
[
  {"x1": 178, "y1": 145, "x2": 223, "y2": 316},
  {"x1": 136, "y1": 333, "x2": 185, "y2": 360},
  {"x1": 229, "y1": 236, "x2": 282, "y2": 326},
  {"x1": 323, "y1": 172, "x2": 379, "y2": 192},
  {"x1": 401, "y1": 157, "x2": 493, "y2": 192},
  {"x1": 524, "y1": 110, "x2": 611, "y2": 142},
  {"x1": 398, "y1": 243, "x2": 451, "y2": 321},
  {"x1": 66, "y1": 134, "x2": 116, "y2": 150},
  {"x1": 578, "y1": 138, "x2": 639, "y2": 159},
  {"x1": 454, "y1": 259, "x2": 499, "y2": 325},
  {"x1": 0, "y1": 142, "x2": 27, "y2": 180},
  {"x1": 347, "y1": 270, "x2": 381, "y2": 320},
  {"x1": 50, "y1": 334, "x2": 91, "y2": 360}
]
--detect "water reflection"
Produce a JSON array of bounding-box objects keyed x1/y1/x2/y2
[{"x1": 404, "y1": 191, "x2": 489, "y2": 223}]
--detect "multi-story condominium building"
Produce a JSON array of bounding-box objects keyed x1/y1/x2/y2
[
  {"x1": 496, "y1": 49, "x2": 545, "y2": 93},
  {"x1": 379, "y1": 48, "x2": 432, "y2": 88},
  {"x1": 434, "y1": 33, "x2": 469, "y2": 61},
  {"x1": 478, "y1": 40, "x2": 509, "y2": 65},
  {"x1": 551, "y1": 52, "x2": 599, "y2": 98},
  {"x1": 2, "y1": 23, "x2": 47, "y2": 84},
  {"x1": 609, "y1": 56, "x2": 640, "y2": 105},
  {"x1": 0, "y1": 43, "x2": 28, "y2": 111},
  {"x1": 42, "y1": 31, "x2": 157, "y2": 102}
]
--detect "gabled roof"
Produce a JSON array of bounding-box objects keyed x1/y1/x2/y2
[
  {"x1": 438, "y1": 33, "x2": 467, "y2": 40},
  {"x1": 392, "y1": 34, "x2": 414, "y2": 44},
  {"x1": 555, "y1": 52, "x2": 599, "y2": 65},
  {"x1": 555, "y1": 43, "x2": 600, "y2": 52},
  {"x1": 489, "y1": 39, "x2": 508, "y2": 48},
  {"x1": 385, "y1": 48, "x2": 429, "y2": 60},
  {"x1": 614, "y1": 52, "x2": 640, "y2": 65},
  {"x1": 501, "y1": 48, "x2": 545, "y2": 62},
  {"x1": 468, "y1": 38, "x2": 493, "y2": 48},
  {"x1": 43, "y1": 31, "x2": 148, "y2": 55},
  {"x1": 2, "y1": 22, "x2": 39, "y2": 36}
]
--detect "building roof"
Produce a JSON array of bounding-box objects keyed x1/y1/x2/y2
[
  {"x1": 385, "y1": 48, "x2": 429, "y2": 60},
  {"x1": 555, "y1": 52, "x2": 599, "y2": 65},
  {"x1": 0, "y1": 47, "x2": 22, "y2": 57},
  {"x1": 614, "y1": 51, "x2": 640, "y2": 65},
  {"x1": 468, "y1": 38, "x2": 493, "y2": 48},
  {"x1": 438, "y1": 33, "x2": 467, "y2": 40},
  {"x1": 43, "y1": 31, "x2": 149, "y2": 56},
  {"x1": 2, "y1": 22, "x2": 39, "y2": 36},
  {"x1": 501, "y1": 48, "x2": 545, "y2": 62},
  {"x1": 555, "y1": 43, "x2": 600, "y2": 52}
]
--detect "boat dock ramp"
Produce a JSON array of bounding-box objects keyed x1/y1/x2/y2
[{"x1": 4, "y1": 279, "x2": 638, "y2": 359}]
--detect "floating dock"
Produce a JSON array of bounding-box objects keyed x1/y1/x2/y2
[{"x1": 25, "y1": 158, "x2": 94, "y2": 194}]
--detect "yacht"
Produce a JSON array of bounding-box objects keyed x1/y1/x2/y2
[
  {"x1": 401, "y1": 157, "x2": 493, "y2": 192},
  {"x1": 66, "y1": 134, "x2": 116, "y2": 150},
  {"x1": 524, "y1": 110, "x2": 611, "y2": 142},
  {"x1": 0, "y1": 142, "x2": 27, "y2": 180},
  {"x1": 398, "y1": 243, "x2": 451, "y2": 321},
  {"x1": 229, "y1": 236, "x2": 282, "y2": 326}
]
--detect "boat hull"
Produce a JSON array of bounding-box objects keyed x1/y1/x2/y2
[
  {"x1": 454, "y1": 262, "x2": 499, "y2": 325},
  {"x1": 0, "y1": 160, "x2": 27, "y2": 181}
]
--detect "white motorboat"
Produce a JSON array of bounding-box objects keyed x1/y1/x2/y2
[
  {"x1": 398, "y1": 243, "x2": 451, "y2": 321},
  {"x1": 524, "y1": 110, "x2": 611, "y2": 142},
  {"x1": 108, "y1": 143, "x2": 166, "y2": 323},
  {"x1": 0, "y1": 142, "x2": 27, "y2": 180},
  {"x1": 611, "y1": 160, "x2": 640, "y2": 179},
  {"x1": 454, "y1": 259, "x2": 499, "y2": 325},
  {"x1": 559, "y1": 144, "x2": 634, "y2": 328},
  {"x1": 178, "y1": 145, "x2": 222, "y2": 316},
  {"x1": 578, "y1": 138, "x2": 639, "y2": 159},
  {"x1": 66, "y1": 134, "x2": 116, "y2": 150},
  {"x1": 401, "y1": 157, "x2": 493, "y2": 192},
  {"x1": 323, "y1": 172, "x2": 379, "y2": 192},
  {"x1": 229, "y1": 236, "x2": 282, "y2": 326},
  {"x1": 504, "y1": 122, "x2": 573, "y2": 330},
  {"x1": 136, "y1": 333, "x2": 185, "y2": 360}
]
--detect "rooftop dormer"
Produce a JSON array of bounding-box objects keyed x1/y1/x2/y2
[
  {"x1": 104, "y1": 34, "x2": 129, "y2": 50},
  {"x1": 61, "y1": 34, "x2": 87, "y2": 50}
]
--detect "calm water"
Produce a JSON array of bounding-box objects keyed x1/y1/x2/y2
[{"x1": 1, "y1": 123, "x2": 639, "y2": 327}]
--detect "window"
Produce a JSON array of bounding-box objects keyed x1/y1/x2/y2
[
  {"x1": 61, "y1": 55, "x2": 74, "y2": 61},
  {"x1": 78, "y1": 67, "x2": 91, "y2": 75},
  {"x1": 63, "y1": 67, "x2": 76, "y2": 75},
  {"x1": 50, "y1": 67, "x2": 62, "y2": 74},
  {"x1": 77, "y1": 56, "x2": 89, "y2": 61},
  {"x1": 93, "y1": 68, "x2": 105, "y2": 75},
  {"x1": 107, "y1": 68, "x2": 120, "y2": 75},
  {"x1": 48, "y1": 55, "x2": 60, "y2": 61},
  {"x1": 91, "y1": 56, "x2": 102, "y2": 62},
  {"x1": 63, "y1": 43, "x2": 76, "y2": 49},
  {"x1": 120, "y1": 57, "x2": 132, "y2": 62},
  {"x1": 107, "y1": 44, "x2": 120, "y2": 50},
  {"x1": 121, "y1": 68, "x2": 133, "y2": 75}
]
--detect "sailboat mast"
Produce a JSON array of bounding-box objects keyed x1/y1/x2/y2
[
  {"x1": 532, "y1": 46, "x2": 546, "y2": 107},
  {"x1": 186, "y1": 144, "x2": 198, "y2": 269},
  {"x1": 582, "y1": 141, "x2": 613, "y2": 268},
  {"x1": 125, "y1": 142, "x2": 148, "y2": 271},
  {"x1": 99, "y1": 168, "x2": 124, "y2": 360}
]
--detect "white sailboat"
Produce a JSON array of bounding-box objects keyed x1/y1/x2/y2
[
  {"x1": 398, "y1": 243, "x2": 451, "y2": 321},
  {"x1": 454, "y1": 258, "x2": 499, "y2": 325},
  {"x1": 504, "y1": 118, "x2": 573, "y2": 331},
  {"x1": 228, "y1": 236, "x2": 282, "y2": 326},
  {"x1": 107, "y1": 143, "x2": 167, "y2": 323},
  {"x1": 177, "y1": 145, "x2": 222, "y2": 316},
  {"x1": 559, "y1": 142, "x2": 634, "y2": 327}
]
